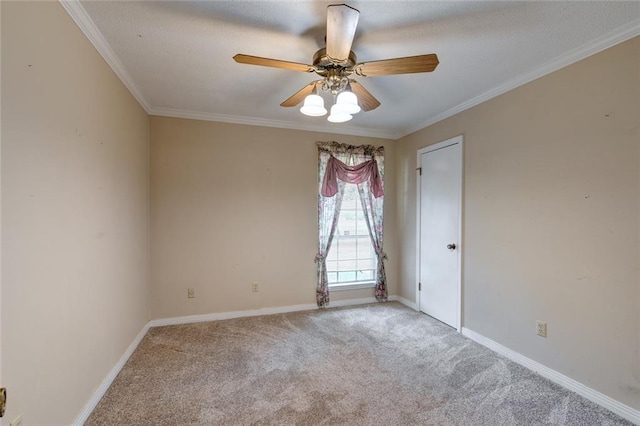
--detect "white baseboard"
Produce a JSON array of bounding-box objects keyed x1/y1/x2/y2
[
  {"x1": 149, "y1": 296, "x2": 394, "y2": 327},
  {"x1": 390, "y1": 295, "x2": 418, "y2": 310},
  {"x1": 150, "y1": 303, "x2": 317, "y2": 327},
  {"x1": 72, "y1": 322, "x2": 151, "y2": 426},
  {"x1": 461, "y1": 327, "x2": 640, "y2": 425}
]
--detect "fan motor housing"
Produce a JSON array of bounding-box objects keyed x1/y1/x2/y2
[{"x1": 313, "y1": 48, "x2": 357, "y2": 76}]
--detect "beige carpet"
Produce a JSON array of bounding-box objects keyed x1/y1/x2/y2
[{"x1": 86, "y1": 303, "x2": 631, "y2": 425}]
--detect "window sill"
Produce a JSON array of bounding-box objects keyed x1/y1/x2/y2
[{"x1": 328, "y1": 282, "x2": 375, "y2": 292}]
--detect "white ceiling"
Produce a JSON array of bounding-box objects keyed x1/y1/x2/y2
[{"x1": 64, "y1": 1, "x2": 639, "y2": 139}]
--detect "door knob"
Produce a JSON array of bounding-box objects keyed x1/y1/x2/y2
[{"x1": 447, "y1": 243, "x2": 456, "y2": 250}]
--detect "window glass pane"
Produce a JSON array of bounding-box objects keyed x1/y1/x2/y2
[
  {"x1": 357, "y1": 258, "x2": 376, "y2": 271},
  {"x1": 357, "y1": 270, "x2": 374, "y2": 281},
  {"x1": 339, "y1": 215, "x2": 355, "y2": 236},
  {"x1": 338, "y1": 260, "x2": 357, "y2": 271},
  {"x1": 339, "y1": 238, "x2": 356, "y2": 260},
  {"x1": 327, "y1": 246, "x2": 337, "y2": 260},
  {"x1": 341, "y1": 198, "x2": 357, "y2": 210},
  {"x1": 338, "y1": 271, "x2": 356, "y2": 282},
  {"x1": 356, "y1": 237, "x2": 372, "y2": 256},
  {"x1": 324, "y1": 181, "x2": 381, "y2": 286},
  {"x1": 354, "y1": 212, "x2": 367, "y2": 236}
]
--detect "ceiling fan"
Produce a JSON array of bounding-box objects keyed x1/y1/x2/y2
[{"x1": 233, "y1": 4, "x2": 439, "y2": 123}]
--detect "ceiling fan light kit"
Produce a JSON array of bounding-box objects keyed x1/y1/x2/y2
[
  {"x1": 300, "y1": 84, "x2": 361, "y2": 121},
  {"x1": 234, "y1": 3, "x2": 439, "y2": 124},
  {"x1": 300, "y1": 91, "x2": 328, "y2": 117},
  {"x1": 334, "y1": 90, "x2": 361, "y2": 115},
  {"x1": 327, "y1": 105, "x2": 353, "y2": 123}
]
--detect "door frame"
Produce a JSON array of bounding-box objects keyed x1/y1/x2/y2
[{"x1": 415, "y1": 135, "x2": 463, "y2": 332}]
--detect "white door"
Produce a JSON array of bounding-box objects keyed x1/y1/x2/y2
[{"x1": 417, "y1": 136, "x2": 462, "y2": 329}]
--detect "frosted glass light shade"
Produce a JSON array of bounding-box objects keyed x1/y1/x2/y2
[
  {"x1": 327, "y1": 105, "x2": 353, "y2": 123},
  {"x1": 334, "y1": 91, "x2": 361, "y2": 114},
  {"x1": 300, "y1": 94, "x2": 327, "y2": 117}
]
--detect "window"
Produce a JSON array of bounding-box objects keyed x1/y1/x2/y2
[
  {"x1": 316, "y1": 141, "x2": 387, "y2": 307},
  {"x1": 326, "y1": 183, "x2": 377, "y2": 288}
]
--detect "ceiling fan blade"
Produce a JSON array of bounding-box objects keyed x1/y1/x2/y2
[
  {"x1": 354, "y1": 54, "x2": 439, "y2": 77},
  {"x1": 233, "y1": 54, "x2": 315, "y2": 73},
  {"x1": 281, "y1": 81, "x2": 318, "y2": 107},
  {"x1": 326, "y1": 4, "x2": 360, "y2": 62},
  {"x1": 350, "y1": 80, "x2": 380, "y2": 112}
]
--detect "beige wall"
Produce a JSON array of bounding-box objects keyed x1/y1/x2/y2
[
  {"x1": 1, "y1": 2, "x2": 150, "y2": 425},
  {"x1": 1, "y1": 0, "x2": 636, "y2": 421},
  {"x1": 150, "y1": 117, "x2": 397, "y2": 319},
  {"x1": 0, "y1": 0, "x2": 4, "y2": 405},
  {"x1": 396, "y1": 37, "x2": 640, "y2": 409}
]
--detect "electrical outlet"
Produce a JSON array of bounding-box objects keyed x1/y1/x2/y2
[
  {"x1": 10, "y1": 414, "x2": 23, "y2": 426},
  {"x1": 251, "y1": 282, "x2": 259, "y2": 292},
  {"x1": 187, "y1": 288, "x2": 195, "y2": 299},
  {"x1": 536, "y1": 320, "x2": 547, "y2": 338}
]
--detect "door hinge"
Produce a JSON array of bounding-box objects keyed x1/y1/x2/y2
[
  {"x1": 418, "y1": 282, "x2": 422, "y2": 291},
  {"x1": 416, "y1": 167, "x2": 422, "y2": 176}
]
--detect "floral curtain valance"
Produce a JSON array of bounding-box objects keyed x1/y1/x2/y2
[
  {"x1": 317, "y1": 141, "x2": 383, "y2": 157},
  {"x1": 321, "y1": 155, "x2": 384, "y2": 198}
]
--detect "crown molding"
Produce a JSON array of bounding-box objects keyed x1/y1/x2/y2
[
  {"x1": 59, "y1": 0, "x2": 151, "y2": 113},
  {"x1": 149, "y1": 107, "x2": 400, "y2": 140},
  {"x1": 60, "y1": 0, "x2": 638, "y2": 142},
  {"x1": 399, "y1": 18, "x2": 640, "y2": 139},
  {"x1": 59, "y1": 0, "x2": 395, "y2": 140}
]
